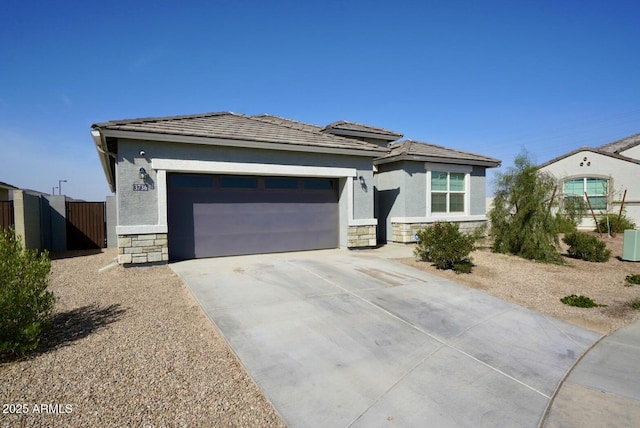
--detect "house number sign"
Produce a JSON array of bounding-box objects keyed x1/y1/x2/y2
[{"x1": 133, "y1": 183, "x2": 149, "y2": 191}]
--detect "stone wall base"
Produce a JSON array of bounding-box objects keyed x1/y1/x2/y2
[
  {"x1": 347, "y1": 225, "x2": 377, "y2": 248},
  {"x1": 117, "y1": 233, "x2": 169, "y2": 264},
  {"x1": 392, "y1": 220, "x2": 487, "y2": 243}
]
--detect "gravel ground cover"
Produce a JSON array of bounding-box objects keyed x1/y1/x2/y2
[
  {"x1": 3, "y1": 233, "x2": 639, "y2": 426},
  {"x1": 0, "y1": 249, "x2": 285, "y2": 427},
  {"x1": 402, "y1": 233, "x2": 640, "y2": 334}
]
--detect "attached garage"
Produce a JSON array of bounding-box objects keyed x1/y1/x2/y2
[
  {"x1": 167, "y1": 173, "x2": 339, "y2": 260},
  {"x1": 91, "y1": 112, "x2": 393, "y2": 265}
]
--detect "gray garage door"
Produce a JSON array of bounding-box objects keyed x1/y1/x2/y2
[{"x1": 168, "y1": 174, "x2": 339, "y2": 260}]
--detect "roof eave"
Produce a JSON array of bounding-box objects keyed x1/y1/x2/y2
[
  {"x1": 91, "y1": 129, "x2": 116, "y2": 192},
  {"x1": 324, "y1": 128, "x2": 403, "y2": 141},
  {"x1": 537, "y1": 147, "x2": 640, "y2": 169},
  {"x1": 98, "y1": 129, "x2": 387, "y2": 158},
  {"x1": 374, "y1": 154, "x2": 501, "y2": 168}
]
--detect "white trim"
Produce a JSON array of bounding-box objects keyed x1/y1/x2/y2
[
  {"x1": 347, "y1": 176, "x2": 354, "y2": 222},
  {"x1": 426, "y1": 169, "x2": 471, "y2": 216},
  {"x1": 103, "y1": 129, "x2": 384, "y2": 157},
  {"x1": 116, "y1": 225, "x2": 168, "y2": 235},
  {"x1": 349, "y1": 218, "x2": 378, "y2": 226},
  {"x1": 156, "y1": 170, "x2": 167, "y2": 227},
  {"x1": 390, "y1": 215, "x2": 487, "y2": 223},
  {"x1": 148, "y1": 159, "x2": 372, "y2": 237},
  {"x1": 152, "y1": 159, "x2": 356, "y2": 178},
  {"x1": 425, "y1": 163, "x2": 473, "y2": 173}
]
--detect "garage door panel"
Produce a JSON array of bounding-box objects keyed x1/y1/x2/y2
[{"x1": 168, "y1": 174, "x2": 339, "y2": 260}]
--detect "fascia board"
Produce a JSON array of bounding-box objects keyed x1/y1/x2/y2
[
  {"x1": 327, "y1": 128, "x2": 401, "y2": 141},
  {"x1": 374, "y1": 154, "x2": 500, "y2": 168}
]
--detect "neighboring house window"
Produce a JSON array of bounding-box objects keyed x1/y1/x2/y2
[
  {"x1": 430, "y1": 171, "x2": 466, "y2": 213},
  {"x1": 563, "y1": 177, "x2": 608, "y2": 210}
]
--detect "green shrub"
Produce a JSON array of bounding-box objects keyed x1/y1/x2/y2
[
  {"x1": 489, "y1": 151, "x2": 565, "y2": 264},
  {"x1": 555, "y1": 215, "x2": 579, "y2": 234},
  {"x1": 0, "y1": 228, "x2": 55, "y2": 358},
  {"x1": 414, "y1": 221, "x2": 478, "y2": 274},
  {"x1": 562, "y1": 232, "x2": 611, "y2": 262},
  {"x1": 596, "y1": 213, "x2": 636, "y2": 235},
  {"x1": 560, "y1": 294, "x2": 605, "y2": 308},
  {"x1": 628, "y1": 298, "x2": 640, "y2": 310},
  {"x1": 625, "y1": 274, "x2": 640, "y2": 286}
]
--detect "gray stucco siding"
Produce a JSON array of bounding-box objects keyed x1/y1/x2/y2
[
  {"x1": 469, "y1": 167, "x2": 488, "y2": 216},
  {"x1": 116, "y1": 139, "x2": 376, "y2": 228}
]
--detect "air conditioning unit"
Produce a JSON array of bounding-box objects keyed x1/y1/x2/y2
[{"x1": 622, "y1": 230, "x2": 640, "y2": 262}]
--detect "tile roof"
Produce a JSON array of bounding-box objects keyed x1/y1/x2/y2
[
  {"x1": 322, "y1": 120, "x2": 403, "y2": 140},
  {"x1": 375, "y1": 140, "x2": 501, "y2": 167},
  {"x1": 538, "y1": 132, "x2": 640, "y2": 168},
  {"x1": 597, "y1": 132, "x2": 640, "y2": 154},
  {"x1": 250, "y1": 114, "x2": 323, "y2": 133},
  {"x1": 538, "y1": 146, "x2": 640, "y2": 168},
  {"x1": 93, "y1": 112, "x2": 387, "y2": 153}
]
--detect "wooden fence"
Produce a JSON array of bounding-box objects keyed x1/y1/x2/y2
[
  {"x1": 0, "y1": 200, "x2": 13, "y2": 231},
  {"x1": 66, "y1": 202, "x2": 106, "y2": 250}
]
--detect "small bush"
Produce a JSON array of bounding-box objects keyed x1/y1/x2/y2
[
  {"x1": 596, "y1": 214, "x2": 636, "y2": 235},
  {"x1": 555, "y1": 215, "x2": 578, "y2": 234},
  {"x1": 628, "y1": 298, "x2": 640, "y2": 310},
  {"x1": 0, "y1": 228, "x2": 55, "y2": 358},
  {"x1": 625, "y1": 274, "x2": 640, "y2": 286},
  {"x1": 560, "y1": 294, "x2": 606, "y2": 308},
  {"x1": 414, "y1": 222, "x2": 478, "y2": 274},
  {"x1": 562, "y1": 232, "x2": 611, "y2": 262}
]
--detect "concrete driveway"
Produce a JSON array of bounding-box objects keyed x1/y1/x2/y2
[{"x1": 171, "y1": 248, "x2": 601, "y2": 427}]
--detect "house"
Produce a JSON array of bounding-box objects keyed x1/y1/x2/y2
[
  {"x1": 91, "y1": 112, "x2": 500, "y2": 264},
  {"x1": 538, "y1": 133, "x2": 640, "y2": 229},
  {"x1": 375, "y1": 140, "x2": 501, "y2": 243}
]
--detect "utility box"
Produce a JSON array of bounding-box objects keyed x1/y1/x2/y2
[{"x1": 622, "y1": 230, "x2": 640, "y2": 262}]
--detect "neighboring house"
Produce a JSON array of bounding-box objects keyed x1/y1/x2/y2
[
  {"x1": 0, "y1": 180, "x2": 18, "y2": 201},
  {"x1": 91, "y1": 112, "x2": 501, "y2": 264},
  {"x1": 0, "y1": 181, "x2": 18, "y2": 231},
  {"x1": 538, "y1": 133, "x2": 640, "y2": 229}
]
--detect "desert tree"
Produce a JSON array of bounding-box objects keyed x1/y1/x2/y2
[{"x1": 488, "y1": 151, "x2": 564, "y2": 264}]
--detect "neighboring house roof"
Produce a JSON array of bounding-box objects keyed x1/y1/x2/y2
[
  {"x1": 538, "y1": 132, "x2": 640, "y2": 169},
  {"x1": 375, "y1": 140, "x2": 502, "y2": 167},
  {"x1": 0, "y1": 181, "x2": 19, "y2": 190},
  {"x1": 322, "y1": 120, "x2": 403, "y2": 141},
  {"x1": 597, "y1": 132, "x2": 640, "y2": 155}
]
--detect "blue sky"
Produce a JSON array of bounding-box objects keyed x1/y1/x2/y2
[{"x1": 1, "y1": 0, "x2": 639, "y2": 201}]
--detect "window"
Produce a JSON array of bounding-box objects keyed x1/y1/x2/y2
[
  {"x1": 304, "y1": 178, "x2": 335, "y2": 190},
  {"x1": 430, "y1": 171, "x2": 466, "y2": 214},
  {"x1": 219, "y1": 176, "x2": 258, "y2": 189},
  {"x1": 170, "y1": 174, "x2": 213, "y2": 188},
  {"x1": 265, "y1": 177, "x2": 299, "y2": 190},
  {"x1": 563, "y1": 177, "x2": 607, "y2": 210}
]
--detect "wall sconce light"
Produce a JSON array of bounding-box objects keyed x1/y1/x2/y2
[
  {"x1": 139, "y1": 167, "x2": 147, "y2": 180},
  {"x1": 359, "y1": 176, "x2": 365, "y2": 185}
]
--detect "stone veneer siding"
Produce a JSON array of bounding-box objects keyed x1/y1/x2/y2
[
  {"x1": 347, "y1": 225, "x2": 377, "y2": 248},
  {"x1": 391, "y1": 220, "x2": 487, "y2": 243},
  {"x1": 118, "y1": 233, "x2": 169, "y2": 264}
]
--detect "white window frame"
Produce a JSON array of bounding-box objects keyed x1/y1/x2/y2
[{"x1": 425, "y1": 163, "x2": 471, "y2": 217}]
